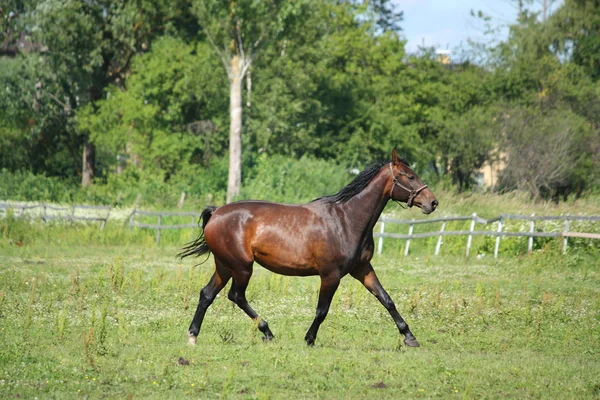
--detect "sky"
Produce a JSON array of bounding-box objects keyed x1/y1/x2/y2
[{"x1": 394, "y1": 0, "x2": 562, "y2": 54}]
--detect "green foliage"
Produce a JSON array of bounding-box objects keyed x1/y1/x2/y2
[
  {"x1": 550, "y1": 0, "x2": 600, "y2": 80},
  {"x1": 497, "y1": 106, "x2": 596, "y2": 199},
  {"x1": 239, "y1": 153, "x2": 351, "y2": 203},
  {"x1": 437, "y1": 106, "x2": 498, "y2": 190},
  {"x1": 1, "y1": 0, "x2": 599, "y2": 201},
  {"x1": 77, "y1": 36, "x2": 228, "y2": 177},
  {"x1": 0, "y1": 169, "x2": 78, "y2": 202}
]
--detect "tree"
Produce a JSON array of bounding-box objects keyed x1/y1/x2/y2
[
  {"x1": 549, "y1": 0, "x2": 600, "y2": 80},
  {"x1": 497, "y1": 107, "x2": 592, "y2": 200},
  {"x1": 437, "y1": 107, "x2": 498, "y2": 191},
  {"x1": 77, "y1": 36, "x2": 228, "y2": 179},
  {"x1": 247, "y1": 2, "x2": 426, "y2": 167},
  {"x1": 3, "y1": 0, "x2": 197, "y2": 186},
  {"x1": 192, "y1": 0, "x2": 300, "y2": 203},
  {"x1": 469, "y1": 0, "x2": 600, "y2": 199}
]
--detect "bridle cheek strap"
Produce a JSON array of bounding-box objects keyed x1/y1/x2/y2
[{"x1": 389, "y1": 164, "x2": 428, "y2": 207}]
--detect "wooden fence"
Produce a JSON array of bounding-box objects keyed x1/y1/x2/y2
[
  {"x1": 127, "y1": 210, "x2": 201, "y2": 244},
  {"x1": 2, "y1": 202, "x2": 599, "y2": 254},
  {"x1": 0, "y1": 202, "x2": 112, "y2": 230},
  {"x1": 375, "y1": 213, "x2": 600, "y2": 258}
]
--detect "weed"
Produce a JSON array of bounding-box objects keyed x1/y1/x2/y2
[{"x1": 55, "y1": 304, "x2": 67, "y2": 341}]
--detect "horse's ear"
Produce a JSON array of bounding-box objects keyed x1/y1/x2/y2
[{"x1": 391, "y1": 148, "x2": 399, "y2": 164}]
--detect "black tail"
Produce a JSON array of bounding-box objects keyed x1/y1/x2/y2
[{"x1": 178, "y1": 206, "x2": 217, "y2": 259}]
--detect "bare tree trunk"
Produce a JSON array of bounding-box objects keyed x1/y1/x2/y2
[
  {"x1": 82, "y1": 139, "x2": 95, "y2": 187},
  {"x1": 246, "y1": 69, "x2": 252, "y2": 108},
  {"x1": 542, "y1": 0, "x2": 548, "y2": 22},
  {"x1": 226, "y1": 55, "x2": 243, "y2": 203}
]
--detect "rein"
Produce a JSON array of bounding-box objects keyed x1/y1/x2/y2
[{"x1": 389, "y1": 163, "x2": 428, "y2": 207}]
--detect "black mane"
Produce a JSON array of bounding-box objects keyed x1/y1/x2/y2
[
  {"x1": 312, "y1": 162, "x2": 385, "y2": 203},
  {"x1": 312, "y1": 158, "x2": 410, "y2": 204}
]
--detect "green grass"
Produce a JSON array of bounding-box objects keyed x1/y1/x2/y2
[{"x1": 0, "y1": 242, "x2": 598, "y2": 399}]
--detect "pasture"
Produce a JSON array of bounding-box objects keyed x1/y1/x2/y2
[{"x1": 1, "y1": 239, "x2": 598, "y2": 398}]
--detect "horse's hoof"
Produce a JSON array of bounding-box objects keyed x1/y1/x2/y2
[
  {"x1": 404, "y1": 338, "x2": 420, "y2": 347},
  {"x1": 187, "y1": 331, "x2": 197, "y2": 345},
  {"x1": 262, "y1": 335, "x2": 274, "y2": 342}
]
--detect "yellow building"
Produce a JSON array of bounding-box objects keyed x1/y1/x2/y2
[{"x1": 435, "y1": 49, "x2": 451, "y2": 64}]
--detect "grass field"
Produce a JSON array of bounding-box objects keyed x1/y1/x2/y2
[{"x1": 0, "y1": 240, "x2": 599, "y2": 399}]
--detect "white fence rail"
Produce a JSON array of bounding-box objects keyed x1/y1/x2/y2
[
  {"x1": 375, "y1": 214, "x2": 600, "y2": 258},
  {"x1": 2, "y1": 202, "x2": 599, "y2": 253}
]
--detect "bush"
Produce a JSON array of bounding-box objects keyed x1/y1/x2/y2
[
  {"x1": 0, "y1": 169, "x2": 78, "y2": 202},
  {"x1": 0, "y1": 155, "x2": 353, "y2": 208},
  {"x1": 239, "y1": 154, "x2": 352, "y2": 203}
]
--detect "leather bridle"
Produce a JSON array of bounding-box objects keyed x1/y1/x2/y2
[{"x1": 389, "y1": 163, "x2": 428, "y2": 207}]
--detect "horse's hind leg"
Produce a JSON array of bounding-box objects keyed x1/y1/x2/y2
[
  {"x1": 351, "y1": 263, "x2": 419, "y2": 347},
  {"x1": 188, "y1": 265, "x2": 231, "y2": 345},
  {"x1": 228, "y1": 266, "x2": 274, "y2": 340}
]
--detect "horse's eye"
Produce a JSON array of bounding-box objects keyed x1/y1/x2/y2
[{"x1": 408, "y1": 175, "x2": 415, "y2": 180}]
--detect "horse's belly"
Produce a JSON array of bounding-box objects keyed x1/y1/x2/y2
[{"x1": 253, "y1": 250, "x2": 319, "y2": 276}]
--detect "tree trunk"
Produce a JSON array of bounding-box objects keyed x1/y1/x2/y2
[
  {"x1": 226, "y1": 55, "x2": 243, "y2": 203},
  {"x1": 82, "y1": 139, "x2": 95, "y2": 187}
]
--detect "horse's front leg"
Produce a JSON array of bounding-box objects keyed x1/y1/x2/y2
[
  {"x1": 351, "y1": 263, "x2": 419, "y2": 347},
  {"x1": 304, "y1": 273, "x2": 340, "y2": 346}
]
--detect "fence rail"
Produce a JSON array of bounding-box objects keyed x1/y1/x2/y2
[
  {"x1": 127, "y1": 209, "x2": 202, "y2": 244},
  {"x1": 1, "y1": 202, "x2": 112, "y2": 230},
  {"x1": 1, "y1": 202, "x2": 599, "y2": 254},
  {"x1": 375, "y1": 213, "x2": 599, "y2": 257}
]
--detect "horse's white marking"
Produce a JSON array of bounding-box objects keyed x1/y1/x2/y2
[{"x1": 187, "y1": 331, "x2": 197, "y2": 345}]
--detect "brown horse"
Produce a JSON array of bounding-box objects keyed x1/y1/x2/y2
[{"x1": 180, "y1": 149, "x2": 438, "y2": 347}]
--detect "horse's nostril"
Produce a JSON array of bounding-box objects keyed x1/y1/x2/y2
[{"x1": 432, "y1": 200, "x2": 439, "y2": 209}]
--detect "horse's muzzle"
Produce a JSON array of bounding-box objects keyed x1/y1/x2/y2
[{"x1": 420, "y1": 199, "x2": 438, "y2": 214}]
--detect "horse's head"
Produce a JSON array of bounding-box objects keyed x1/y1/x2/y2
[{"x1": 388, "y1": 149, "x2": 438, "y2": 214}]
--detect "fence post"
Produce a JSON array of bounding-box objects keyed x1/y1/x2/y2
[
  {"x1": 70, "y1": 204, "x2": 75, "y2": 225},
  {"x1": 434, "y1": 221, "x2": 446, "y2": 256},
  {"x1": 494, "y1": 216, "x2": 503, "y2": 259},
  {"x1": 466, "y1": 213, "x2": 476, "y2": 257},
  {"x1": 156, "y1": 214, "x2": 162, "y2": 244},
  {"x1": 377, "y1": 220, "x2": 385, "y2": 255},
  {"x1": 404, "y1": 220, "x2": 414, "y2": 257},
  {"x1": 100, "y1": 207, "x2": 110, "y2": 231},
  {"x1": 177, "y1": 192, "x2": 186, "y2": 209},
  {"x1": 528, "y1": 213, "x2": 535, "y2": 254},
  {"x1": 562, "y1": 215, "x2": 570, "y2": 255},
  {"x1": 129, "y1": 210, "x2": 135, "y2": 230}
]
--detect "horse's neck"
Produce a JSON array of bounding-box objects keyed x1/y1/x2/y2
[{"x1": 340, "y1": 171, "x2": 389, "y2": 235}]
